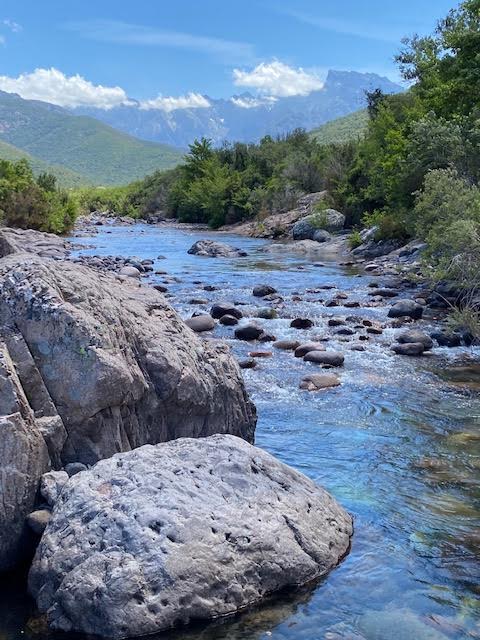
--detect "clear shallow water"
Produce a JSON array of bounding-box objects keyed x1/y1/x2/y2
[{"x1": 3, "y1": 224, "x2": 480, "y2": 640}]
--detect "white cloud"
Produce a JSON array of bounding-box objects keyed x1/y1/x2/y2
[
  {"x1": 230, "y1": 95, "x2": 277, "y2": 109},
  {"x1": 0, "y1": 67, "x2": 132, "y2": 109},
  {"x1": 67, "y1": 20, "x2": 255, "y2": 65},
  {"x1": 139, "y1": 92, "x2": 211, "y2": 112},
  {"x1": 3, "y1": 19, "x2": 22, "y2": 33},
  {"x1": 0, "y1": 35, "x2": 5, "y2": 46},
  {"x1": 232, "y1": 61, "x2": 324, "y2": 98}
]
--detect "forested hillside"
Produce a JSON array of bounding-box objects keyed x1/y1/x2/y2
[{"x1": 0, "y1": 91, "x2": 183, "y2": 185}]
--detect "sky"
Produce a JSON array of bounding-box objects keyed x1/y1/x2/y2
[{"x1": 0, "y1": 0, "x2": 456, "y2": 110}]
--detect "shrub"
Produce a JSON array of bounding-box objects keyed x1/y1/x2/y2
[{"x1": 348, "y1": 230, "x2": 363, "y2": 249}]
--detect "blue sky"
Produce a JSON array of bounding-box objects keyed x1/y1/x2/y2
[{"x1": 0, "y1": 1, "x2": 455, "y2": 109}]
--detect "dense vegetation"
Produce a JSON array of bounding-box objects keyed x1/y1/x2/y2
[
  {"x1": 0, "y1": 139, "x2": 89, "y2": 188},
  {"x1": 310, "y1": 110, "x2": 369, "y2": 145},
  {"x1": 0, "y1": 91, "x2": 183, "y2": 186},
  {"x1": 0, "y1": 159, "x2": 77, "y2": 233},
  {"x1": 88, "y1": 1, "x2": 479, "y2": 286}
]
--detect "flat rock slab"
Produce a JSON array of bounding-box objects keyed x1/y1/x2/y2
[{"x1": 29, "y1": 435, "x2": 352, "y2": 639}]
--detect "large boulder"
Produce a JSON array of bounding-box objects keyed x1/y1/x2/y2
[
  {"x1": 29, "y1": 435, "x2": 352, "y2": 638},
  {"x1": 397, "y1": 330, "x2": 433, "y2": 350},
  {"x1": 0, "y1": 342, "x2": 50, "y2": 571},
  {"x1": 292, "y1": 210, "x2": 345, "y2": 240},
  {"x1": 0, "y1": 254, "x2": 256, "y2": 466},
  {"x1": 187, "y1": 240, "x2": 247, "y2": 258},
  {"x1": 388, "y1": 300, "x2": 424, "y2": 320}
]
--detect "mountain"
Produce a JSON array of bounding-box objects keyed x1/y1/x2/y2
[
  {"x1": 0, "y1": 139, "x2": 91, "y2": 187},
  {"x1": 72, "y1": 71, "x2": 402, "y2": 147},
  {"x1": 0, "y1": 91, "x2": 183, "y2": 185},
  {"x1": 310, "y1": 109, "x2": 369, "y2": 145}
]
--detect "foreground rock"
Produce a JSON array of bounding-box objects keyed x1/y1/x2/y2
[
  {"x1": 188, "y1": 240, "x2": 247, "y2": 258},
  {"x1": 29, "y1": 435, "x2": 352, "y2": 638},
  {"x1": 0, "y1": 254, "x2": 256, "y2": 468}
]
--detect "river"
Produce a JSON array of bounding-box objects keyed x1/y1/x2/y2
[{"x1": 2, "y1": 223, "x2": 479, "y2": 640}]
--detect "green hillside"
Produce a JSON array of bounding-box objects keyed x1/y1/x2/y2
[
  {"x1": 0, "y1": 139, "x2": 90, "y2": 187},
  {"x1": 0, "y1": 91, "x2": 183, "y2": 186},
  {"x1": 310, "y1": 109, "x2": 369, "y2": 145}
]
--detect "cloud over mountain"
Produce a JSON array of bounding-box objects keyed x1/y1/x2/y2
[{"x1": 233, "y1": 61, "x2": 324, "y2": 97}]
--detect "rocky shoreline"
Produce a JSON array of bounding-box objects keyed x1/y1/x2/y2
[{"x1": 0, "y1": 226, "x2": 353, "y2": 639}]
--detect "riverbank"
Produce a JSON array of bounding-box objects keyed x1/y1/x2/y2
[{"x1": 2, "y1": 223, "x2": 479, "y2": 640}]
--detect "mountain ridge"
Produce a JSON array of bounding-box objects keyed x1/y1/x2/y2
[
  {"x1": 0, "y1": 90, "x2": 183, "y2": 186},
  {"x1": 72, "y1": 70, "x2": 401, "y2": 147}
]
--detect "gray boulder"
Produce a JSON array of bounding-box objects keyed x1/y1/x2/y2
[
  {"x1": 188, "y1": 240, "x2": 246, "y2": 258},
  {"x1": 253, "y1": 284, "x2": 277, "y2": 298},
  {"x1": 392, "y1": 343, "x2": 425, "y2": 356},
  {"x1": 26, "y1": 510, "x2": 52, "y2": 536},
  {"x1": 184, "y1": 314, "x2": 215, "y2": 332},
  {"x1": 118, "y1": 266, "x2": 141, "y2": 278},
  {"x1": 29, "y1": 435, "x2": 352, "y2": 638},
  {"x1": 210, "y1": 302, "x2": 243, "y2": 320},
  {"x1": 235, "y1": 324, "x2": 263, "y2": 341},
  {"x1": 304, "y1": 351, "x2": 345, "y2": 367},
  {"x1": 0, "y1": 255, "x2": 256, "y2": 467},
  {"x1": 397, "y1": 330, "x2": 433, "y2": 350},
  {"x1": 292, "y1": 210, "x2": 345, "y2": 240},
  {"x1": 388, "y1": 300, "x2": 424, "y2": 320},
  {"x1": 294, "y1": 342, "x2": 326, "y2": 358}
]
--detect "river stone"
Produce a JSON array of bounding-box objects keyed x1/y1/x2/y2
[
  {"x1": 303, "y1": 351, "x2": 345, "y2": 367},
  {"x1": 64, "y1": 462, "x2": 87, "y2": 477},
  {"x1": 300, "y1": 374, "x2": 340, "y2": 391},
  {"x1": 234, "y1": 324, "x2": 263, "y2": 341},
  {"x1": 252, "y1": 284, "x2": 277, "y2": 298},
  {"x1": 0, "y1": 253, "x2": 256, "y2": 466},
  {"x1": 29, "y1": 435, "x2": 352, "y2": 638},
  {"x1": 254, "y1": 307, "x2": 278, "y2": 320},
  {"x1": 397, "y1": 330, "x2": 433, "y2": 350},
  {"x1": 210, "y1": 302, "x2": 243, "y2": 320},
  {"x1": 273, "y1": 340, "x2": 301, "y2": 351},
  {"x1": 430, "y1": 331, "x2": 462, "y2": 347},
  {"x1": 290, "y1": 318, "x2": 314, "y2": 329},
  {"x1": 388, "y1": 300, "x2": 423, "y2": 320},
  {"x1": 294, "y1": 342, "x2": 326, "y2": 358},
  {"x1": 219, "y1": 314, "x2": 239, "y2": 326},
  {"x1": 187, "y1": 240, "x2": 246, "y2": 258},
  {"x1": 184, "y1": 314, "x2": 215, "y2": 332},
  {"x1": 391, "y1": 342, "x2": 425, "y2": 356},
  {"x1": 118, "y1": 266, "x2": 141, "y2": 278}
]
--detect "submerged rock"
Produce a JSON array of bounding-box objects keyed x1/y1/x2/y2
[{"x1": 29, "y1": 435, "x2": 352, "y2": 638}]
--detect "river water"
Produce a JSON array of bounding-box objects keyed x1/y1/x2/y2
[{"x1": 3, "y1": 224, "x2": 480, "y2": 640}]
